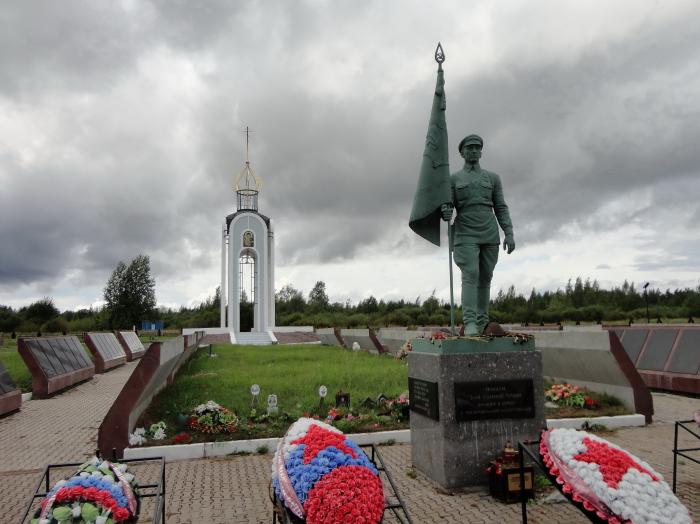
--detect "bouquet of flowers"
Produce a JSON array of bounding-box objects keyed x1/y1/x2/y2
[
  {"x1": 396, "y1": 340, "x2": 412, "y2": 360},
  {"x1": 33, "y1": 457, "x2": 138, "y2": 523},
  {"x1": 540, "y1": 428, "x2": 692, "y2": 523},
  {"x1": 271, "y1": 418, "x2": 384, "y2": 523},
  {"x1": 128, "y1": 421, "x2": 167, "y2": 447},
  {"x1": 545, "y1": 383, "x2": 587, "y2": 408},
  {"x1": 188, "y1": 400, "x2": 238, "y2": 434}
]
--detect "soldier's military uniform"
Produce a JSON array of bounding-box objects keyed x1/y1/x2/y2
[{"x1": 449, "y1": 134, "x2": 514, "y2": 333}]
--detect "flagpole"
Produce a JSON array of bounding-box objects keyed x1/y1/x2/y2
[
  {"x1": 434, "y1": 43, "x2": 456, "y2": 336},
  {"x1": 448, "y1": 221, "x2": 456, "y2": 336}
]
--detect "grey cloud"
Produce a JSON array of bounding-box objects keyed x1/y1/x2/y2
[{"x1": 1, "y1": 1, "x2": 700, "y2": 304}]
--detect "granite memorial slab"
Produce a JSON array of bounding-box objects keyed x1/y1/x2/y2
[
  {"x1": 84, "y1": 332, "x2": 128, "y2": 373},
  {"x1": 116, "y1": 331, "x2": 146, "y2": 361},
  {"x1": 667, "y1": 330, "x2": 700, "y2": 374},
  {"x1": 0, "y1": 362, "x2": 21, "y2": 415},
  {"x1": 618, "y1": 328, "x2": 649, "y2": 364},
  {"x1": 18, "y1": 336, "x2": 95, "y2": 398},
  {"x1": 637, "y1": 329, "x2": 678, "y2": 371},
  {"x1": 408, "y1": 337, "x2": 545, "y2": 489}
]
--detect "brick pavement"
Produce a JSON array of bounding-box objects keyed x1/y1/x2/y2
[{"x1": 1, "y1": 360, "x2": 698, "y2": 523}]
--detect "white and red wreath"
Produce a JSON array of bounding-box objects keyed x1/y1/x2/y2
[{"x1": 540, "y1": 428, "x2": 692, "y2": 524}]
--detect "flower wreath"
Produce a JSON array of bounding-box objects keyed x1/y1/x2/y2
[
  {"x1": 271, "y1": 418, "x2": 385, "y2": 524},
  {"x1": 34, "y1": 457, "x2": 139, "y2": 523},
  {"x1": 187, "y1": 400, "x2": 238, "y2": 434},
  {"x1": 540, "y1": 428, "x2": 692, "y2": 524}
]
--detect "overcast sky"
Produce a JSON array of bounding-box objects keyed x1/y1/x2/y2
[{"x1": 1, "y1": 0, "x2": 699, "y2": 312}]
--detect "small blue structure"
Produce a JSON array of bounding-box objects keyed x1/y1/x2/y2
[{"x1": 140, "y1": 320, "x2": 164, "y2": 331}]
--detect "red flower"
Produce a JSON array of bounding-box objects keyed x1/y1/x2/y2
[
  {"x1": 113, "y1": 507, "x2": 131, "y2": 521},
  {"x1": 574, "y1": 437, "x2": 658, "y2": 488},
  {"x1": 55, "y1": 489, "x2": 71, "y2": 502},
  {"x1": 584, "y1": 397, "x2": 598, "y2": 409},
  {"x1": 304, "y1": 466, "x2": 383, "y2": 524},
  {"x1": 291, "y1": 425, "x2": 357, "y2": 464},
  {"x1": 173, "y1": 432, "x2": 191, "y2": 444},
  {"x1": 84, "y1": 486, "x2": 100, "y2": 500}
]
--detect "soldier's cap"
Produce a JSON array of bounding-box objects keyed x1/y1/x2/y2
[{"x1": 458, "y1": 134, "x2": 484, "y2": 151}]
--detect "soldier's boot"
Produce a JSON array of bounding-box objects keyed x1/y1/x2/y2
[
  {"x1": 476, "y1": 284, "x2": 490, "y2": 334},
  {"x1": 462, "y1": 281, "x2": 478, "y2": 336}
]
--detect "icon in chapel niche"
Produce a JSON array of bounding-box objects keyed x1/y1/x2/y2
[{"x1": 243, "y1": 230, "x2": 254, "y2": 247}]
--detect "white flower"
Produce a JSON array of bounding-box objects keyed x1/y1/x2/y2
[
  {"x1": 96, "y1": 516, "x2": 108, "y2": 524},
  {"x1": 90, "y1": 457, "x2": 100, "y2": 466},
  {"x1": 117, "y1": 463, "x2": 127, "y2": 473},
  {"x1": 124, "y1": 473, "x2": 134, "y2": 483},
  {"x1": 152, "y1": 428, "x2": 166, "y2": 440},
  {"x1": 71, "y1": 502, "x2": 81, "y2": 517},
  {"x1": 129, "y1": 431, "x2": 147, "y2": 446}
]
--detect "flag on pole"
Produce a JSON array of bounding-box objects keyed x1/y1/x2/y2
[{"x1": 409, "y1": 54, "x2": 451, "y2": 246}]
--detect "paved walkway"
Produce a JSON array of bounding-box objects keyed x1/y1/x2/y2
[{"x1": 1, "y1": 363, "x2": 698, "y2": 523}]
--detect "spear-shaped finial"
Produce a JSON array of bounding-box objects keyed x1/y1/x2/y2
[{"x1": 435, "y1": 42, "x2": 445, "y2": 70}]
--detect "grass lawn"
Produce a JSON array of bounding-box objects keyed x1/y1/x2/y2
[
  {"x1": 140, "y1": 344, "x2": 410, "y2": 441},
  {"x1": 0, "y1": 337, "x2": 31, "y2": 392}
]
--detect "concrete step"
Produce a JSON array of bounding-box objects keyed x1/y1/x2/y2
[{"x1": 235, "y1": 331, "x2": 274, "y2": 345}]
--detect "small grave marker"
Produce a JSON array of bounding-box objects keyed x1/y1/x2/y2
[
  {"x1": 335, "y1": 390, "x2": 350, "y2": 408},
  {"x1": 251, "y1": 384, "x2": 260, "y2": 406},
  {"x1": 318, "y1": 384, "x2": 327, "y2": 410},
  {"x1": 267, "y1": 394, "x2": 278, "y2": 415}
]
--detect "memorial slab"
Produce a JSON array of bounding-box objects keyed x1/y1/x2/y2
[
  {"x1": 610, "y1": 326, "x2": 700, "y2": 395},
  {"x1": 116, "y1": 331, "x2": 146, "y2": 361},
  {"x1": 18, "y1": 336, "x2": 95, "y2": 398},
  {"x1": 408, "y1": 337, "x2": 545, "y2": 489},
  {"x1": 84, "y1": 332, "x2": 128, "y2": 373},
  {"x1": 339, "y1": 328, "x2": 383, "y2": 354},
  {"x1": 0, "y1": 362, "x2": 21, "y2": 415},
  {"x1": 316, "y1": 327, "x2": 345, "y2": 348}
]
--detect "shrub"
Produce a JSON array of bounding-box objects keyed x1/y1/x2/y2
[{"x1": 41, "y1": 317, "x2": 69, "y2": 334}]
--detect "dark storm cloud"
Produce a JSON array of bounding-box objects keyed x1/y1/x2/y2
[{"x1": 1, "y1": 0, "x2": 699, "y2": 301}]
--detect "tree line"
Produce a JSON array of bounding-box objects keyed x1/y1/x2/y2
[{"x1": 1, "y1": 272, "x2": 699, "y2": 334}]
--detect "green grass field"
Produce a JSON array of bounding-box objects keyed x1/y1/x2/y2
[
  {"x1": 141, "y1": 344, "x2": 409, "y2": 439},
  {"x1": 0, "y1": 337, "x2": 31, "y2": 392}
]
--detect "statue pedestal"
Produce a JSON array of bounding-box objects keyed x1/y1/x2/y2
[{"x1": 407, "y1": 337, "x2": 545, "y2": 489}]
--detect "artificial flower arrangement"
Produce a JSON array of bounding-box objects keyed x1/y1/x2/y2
[
  {"x1": 271, "y1": 418, "x2": 385, "y2": 523},
  {"x1": 545, "y1": 383, "x2": 598, "y2": 409},
  {"x1": 32, "y1": 457, "x2": 138, "y2": 524},
  {"x1": 540, "y1": 428, "x2": 692, "y2": 523},
  {"x1": 429, "y1": 331, "x2": 447, "y2": 341},
  {"x1": 128, "y1": 421, "x2": 167, "y2": 447},
  {"x1": 187, "y1": 400, "x2": 238, "y2": 434},
  {"x1": 396, "y1": 340, "x2": 412, "y2": 360}
]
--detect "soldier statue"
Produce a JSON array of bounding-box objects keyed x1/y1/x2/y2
[
  {"x1": 409, "y1": 44, "x2": 516, "y2": 336},
  {"x1": 441, "y1": 135, "x2": 514, "y2": 335}
]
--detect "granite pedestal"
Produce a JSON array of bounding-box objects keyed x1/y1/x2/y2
[{"x1": 408, "y1": 336, "x2": 545, "y2": 489}]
